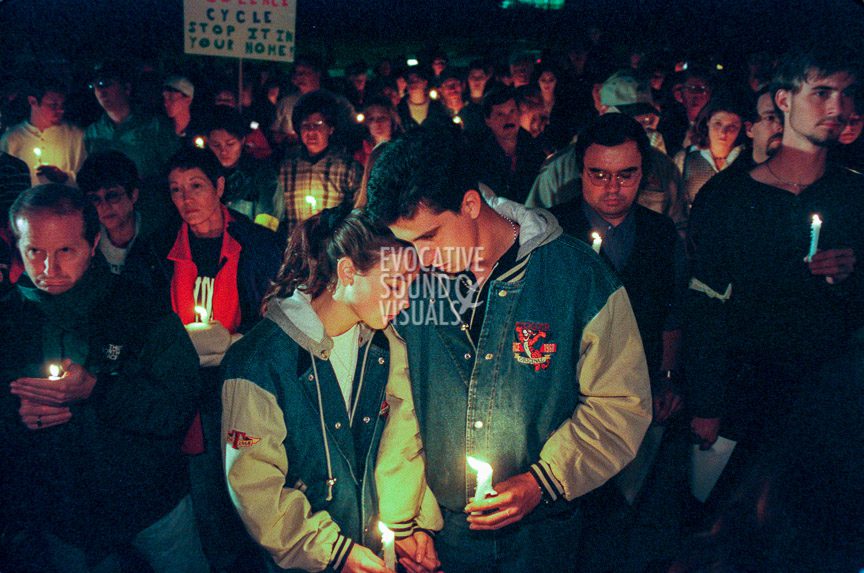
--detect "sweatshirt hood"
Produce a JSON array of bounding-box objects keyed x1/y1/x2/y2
[{"x1": 485, "y1": 195, "x2": 563, "y2": 259}]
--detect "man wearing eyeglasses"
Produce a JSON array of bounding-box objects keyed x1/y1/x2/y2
[
  {"x1": 548, "y1": 112, "x2": 686, "y2": 573},
  {"x1": 77, "y1": 151, "x2": 171, "y2": 298},
  {"x1": 0, "y1": 78, "x2": 86, "y2": 187}
]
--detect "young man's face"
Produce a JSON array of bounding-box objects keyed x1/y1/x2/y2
[
  {"x1": 299, "y1": 112, "x2": 334, "y2": 155},
  {"x1": 16, "y1": 211, "x2": 97, "y2": 295},
  {"x1": 778, "y1": 71, "x2": 857, "y2": 148},
  {"x1": 746, "y1": 92, "x2": 784, "y2": 159},
  {"x1": 292, "y1": 65, "x2": 321, "y2": 94},
  {"x1": 581, "y1": 141, "x2": 642, "y2": 226},
  {"x1": 680, "y1": 77, "x2": 711, "y2": 119},
  {"x1": 29, "y1": 91, "x2": 65, "y2": 126},
  {"x1": 162, "y1": 89, "x2": 191, "y2": 119},
  {"x1": 388, "y1": 199, "x2": 480, "y2": 274},
  {"x1": 467, "y1": 69, "x2": 489, "y2": 96},
  {"x1": 439, "y1": 78, "x2": 464, "y2": 106},
  {"x1": 86, "y1": 186, "x2": 137, "y2": 236},
  {"x1": 486, "y1": 99, "x2": 520, "y2": 141},
  {"x1": 93, "y1": 79, "x2": 130, "y2": 112}
]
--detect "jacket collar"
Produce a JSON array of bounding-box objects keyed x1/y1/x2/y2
[
  {"x1": 167, "y1": 205, "x2": 241, "y2": 263},
  {"x1": 484, "y1": 195, "x2": 563, "y2": 260}
]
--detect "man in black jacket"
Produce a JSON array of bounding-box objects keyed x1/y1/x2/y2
[
  {"x1": 0, "y1": 184, "x2": 208, "y2": 572},
  {"x1": 549, "y1": 113, "x2": 687, "y2": 572}
]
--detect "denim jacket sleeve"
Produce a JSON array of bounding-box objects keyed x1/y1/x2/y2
[
  {"x1": 537, "y1": 286, "x2": 653, "y2": 500},
  {"x1": 375, "y1": 327, "x2": 443, "y2": 538}
]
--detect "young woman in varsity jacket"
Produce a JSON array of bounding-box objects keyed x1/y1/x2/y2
[{"x1": 220, "y1": 206, "x2": 442, "y2": 573}]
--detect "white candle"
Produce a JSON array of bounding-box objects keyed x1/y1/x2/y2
[
  {"x1": 48, "y1": 363, "x2": 64, "y2": 380},
  {"x1": 467, "y1": 456, "x2": 496, "y2": 513},
  {"x1": 33, "y1": 147, "x2": 43, "y2": 166},
  {"x1": 195, "y1": 305, "x2": 210, "y2": 323},
  {"x1": 807, "y1": 214, "x2": 822, "y2": 262},
  {"x1": 591, "y1": 232, "x2": 603, "y2": 254},
  {"x1": 378, "y1": 522, "x2": 396, "y2": 571}
]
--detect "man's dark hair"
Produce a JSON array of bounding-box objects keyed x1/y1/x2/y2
[
  {"x1": 482, "y1": 87, "x2": 517, "y2": 118},
  {"x1": 771, "y1": 44, "x2": 860, "y2": 95},
  {"x1": 293, "y1": 54, "x2": 325, "y2": 75},
  {"x1": 292, "y1": 91, "x2": 339, "y2": 134},
  {"x1": 10, "y1": 184, "x2": 100, "y2": 245},
  {"x1": 207, "y1": 106, "x2": 249, "y2": 139},
  {"x1": 165, "y1": 147, "x2": 222, "y2": 186},
  {"x1": 77, "y1": 151, "x2": 140, "y2": 196},
  {"x1": 573, "y1": 113, "x2": 652, "y2": 178},
  {"x1": 27, "y1": 77, "x2": 67, "y2": 103},
  {"x1": 365, "y1": 127, "x2": 477, "y2": 226},
  {"x1": 744, "y1": 86, "x2": 775, "y2": 124}
]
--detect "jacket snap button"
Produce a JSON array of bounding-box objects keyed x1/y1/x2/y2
[
  {"x1": 363, "y1": 416, "x2": 371, "y2": 424},
  {"x1": 464, "y1": 353, "x2": 472, "y2": 360},
  {"x1": 474, "y1": 420, "x2": 484, "y2": 429},
  {"x1": 485, "y1": 353, "x2": 493, "y2": 360},
  {"x1": 498, "y1": 290, "x2": 507, "y2": 297},
  {"x1": 308, "y1": 374, "x2": 314, "y2": 381},
  {"x1": 378, "y1": 357, "x2": 385, "y2": 365},
  {"x1": 334, "y1": 422, "x2": 342, "y2": 429}
]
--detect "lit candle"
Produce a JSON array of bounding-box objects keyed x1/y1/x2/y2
[
  {"x1": 48, "y1": 363, "x2": 64, "y2": 380},
  {"x1": 33, "y1": 147, "x2": 43, "y2": 166},
  {"x1": 378, "y1": 522, "x2": 396, "y2": 571},
  {"x1": 355, "y1": 113, "x2": 365, "y2": 123},
  {"x1": 807, "y1": 214, "x2": 821, "y2": 262},
  {"x1": 466, "y1": 456, "x2": 496, "y2": 513},
  {"x1": 195, "y1": 305, "x2": 209, "y2": 323},
  {"x1": 305, "y1": 195, "x2": 317, "y2": 216},
  {"x1": 429, "y1": 89, "x2": 439, "y2": 100},
  {"x1": 591, "y1": 232, "x2": 603, "y2": 254},
  {"x1": 194, "y1": 136, "x2": 206, "y2": 149},
  {"x1": 249, "y1": 121, "x2": 260, "y2": 130},
  {"x1": 452, "y1": 115, "x2": 462, "y2": 125}
]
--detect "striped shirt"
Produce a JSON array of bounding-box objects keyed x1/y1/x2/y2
[{"x1": 276, "y1": 146, "x2": 362, "y2": 232}]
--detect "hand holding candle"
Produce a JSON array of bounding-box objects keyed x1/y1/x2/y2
[
  {"x1": 378, "y1": 522, "x2": 396, "y2": 571},
  {"x1": 591, "y1": 232, "x2": 602, "y2": 254},
  {"x1": 33, "y1": 146, "x2": 43, "y2": 166},
  {"x1": 48, "y1": 363, "x2": 65, "y2": 380}
]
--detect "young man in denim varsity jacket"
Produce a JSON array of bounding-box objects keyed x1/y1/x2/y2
[{"x1": 366, "y1": 128, "x2": 652, "y2": 572}]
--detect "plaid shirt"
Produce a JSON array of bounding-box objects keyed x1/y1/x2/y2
[{"x1": 276, "y1": 146, "x2": 362, "y2": 231}]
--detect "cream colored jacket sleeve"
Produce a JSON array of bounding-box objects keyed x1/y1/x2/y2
[
  {"x1": 222, "y1": 378, "x2": 353, "y2": 572},
  {"x1": 375, "y1": 327, "x2": 443, "y2": 538},
  {"x1": 538, "y1": 286, "x2": 653, "y2": 500}
]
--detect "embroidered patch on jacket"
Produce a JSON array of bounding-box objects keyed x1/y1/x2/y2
[
  {"x1": 512, "y1": 322, "x2": 557, "y2": 371},
  {"x1": 103, "y1": 343, "x2": 123, "y2": 361},
  {"x1": 379, "y1": 400, "x2": 390, "y2": 418},
  {"x1": 227, "y1": 429, "x2": 261, "y2": 449}
]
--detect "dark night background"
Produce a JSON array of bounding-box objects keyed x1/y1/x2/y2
[{"x1": 1, "y1": 0, "x2": 863, "y2": 71}]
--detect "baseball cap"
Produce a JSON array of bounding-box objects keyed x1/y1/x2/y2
[
  {"x1": 163, "y1": 75, "x2": 195, "y2": 98},
  {"x1": 600, "y1": 70, "x2": 658, "y2": 117}
]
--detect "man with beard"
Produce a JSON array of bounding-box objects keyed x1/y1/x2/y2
[{"x1": 685, "y1": 46, "x2": 863, "y2": 522}]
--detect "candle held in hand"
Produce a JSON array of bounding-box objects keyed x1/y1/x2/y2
[
  {"x1": 591, "y1": 232, "x2": 603, "y2": 254},
  {"x1": 378, "y1": 522, "x2": 396, "y2": 570},
  {"x1": 807, "y1": 214, "x2": 821, "y2": 262},
  {"x1": 48, "y1": 363, "x2": 64, "y2": 380},
  {"x1": 195, "y1": 305, "x2": 210, "y2": 323},
  {"x1": 467, "y1": 456, "x2": 497, "y2": 513}
]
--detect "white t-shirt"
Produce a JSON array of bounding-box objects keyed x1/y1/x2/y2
[
  {"x1": 98, "y1": 215, "x2": 140, "y2": 274},
  {"x1": 329, "y1": 324, "x2": 360, "y2": 419}
]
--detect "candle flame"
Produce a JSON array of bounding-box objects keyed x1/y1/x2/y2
[
  {"x1": 812, "y1": 214, "x2": 821, "y2": 225},
  {"x1": 378, "y1": 521, "x2": 395, "y2": 543},
  {"x1": 33, "y1": 147, "x2": 42, "y2": 157},
  {"x1": 452, "y1": 115, "x2": 462, "y2": 124},
  {"x1": 249, "y1": 121, "x2": 260, "y2": 130},
  {"x1": 194, "y1": 137, "x2": 206, "y2": 149},
  {"x1": 305, "y1": 195, "x2": 317, "y2": 207},
  {"x1": 467, "y1": 456, "x2": 493, "y2": 480},
  {"x1": 591, "y1": 232, "x2": 602, "y2": 241},
  {"x1": 355, "y1": 113, "x2": 365, "y2": 123},
  {"x1": 195, "y1": 305, "x2": 209, "y2": 323},
  {"x1": 429, "y1": 89, "x2": 439, "y2": 100},
  {"x1": 49, "y1": 364, "x2": 62, "y2": 378}
]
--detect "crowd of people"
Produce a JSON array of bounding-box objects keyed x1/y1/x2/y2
[{"x1": 0, "y1": 32, "x2": 862, "y2": 573}]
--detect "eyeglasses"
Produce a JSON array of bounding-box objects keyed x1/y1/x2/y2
[
  {"x1": 584, "y1": 168, "x2": 641, "y2": 187},
  {"x1": 86, "y1": 190, "x2": 127, "y2": 206},
  {"x1": 684, "y1": 84, "x2": 709, "y2": 94},
  {"x1": 299, "y1": 120, "x2": 329, "y2": 133}
]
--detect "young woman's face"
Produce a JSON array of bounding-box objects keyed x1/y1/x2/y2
[
  {"x1": 364, "y1": 105, "x2": 393, "y2": 143},
  {"x1": 342, "y1": 248, "x2": 418, "y2": 330},
  {"x1": 208, "y1": 129, "x2": 245, "y2": 168},
  {"x1": 707, "y1": 111, "x2": 742, "y2": 155}
]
